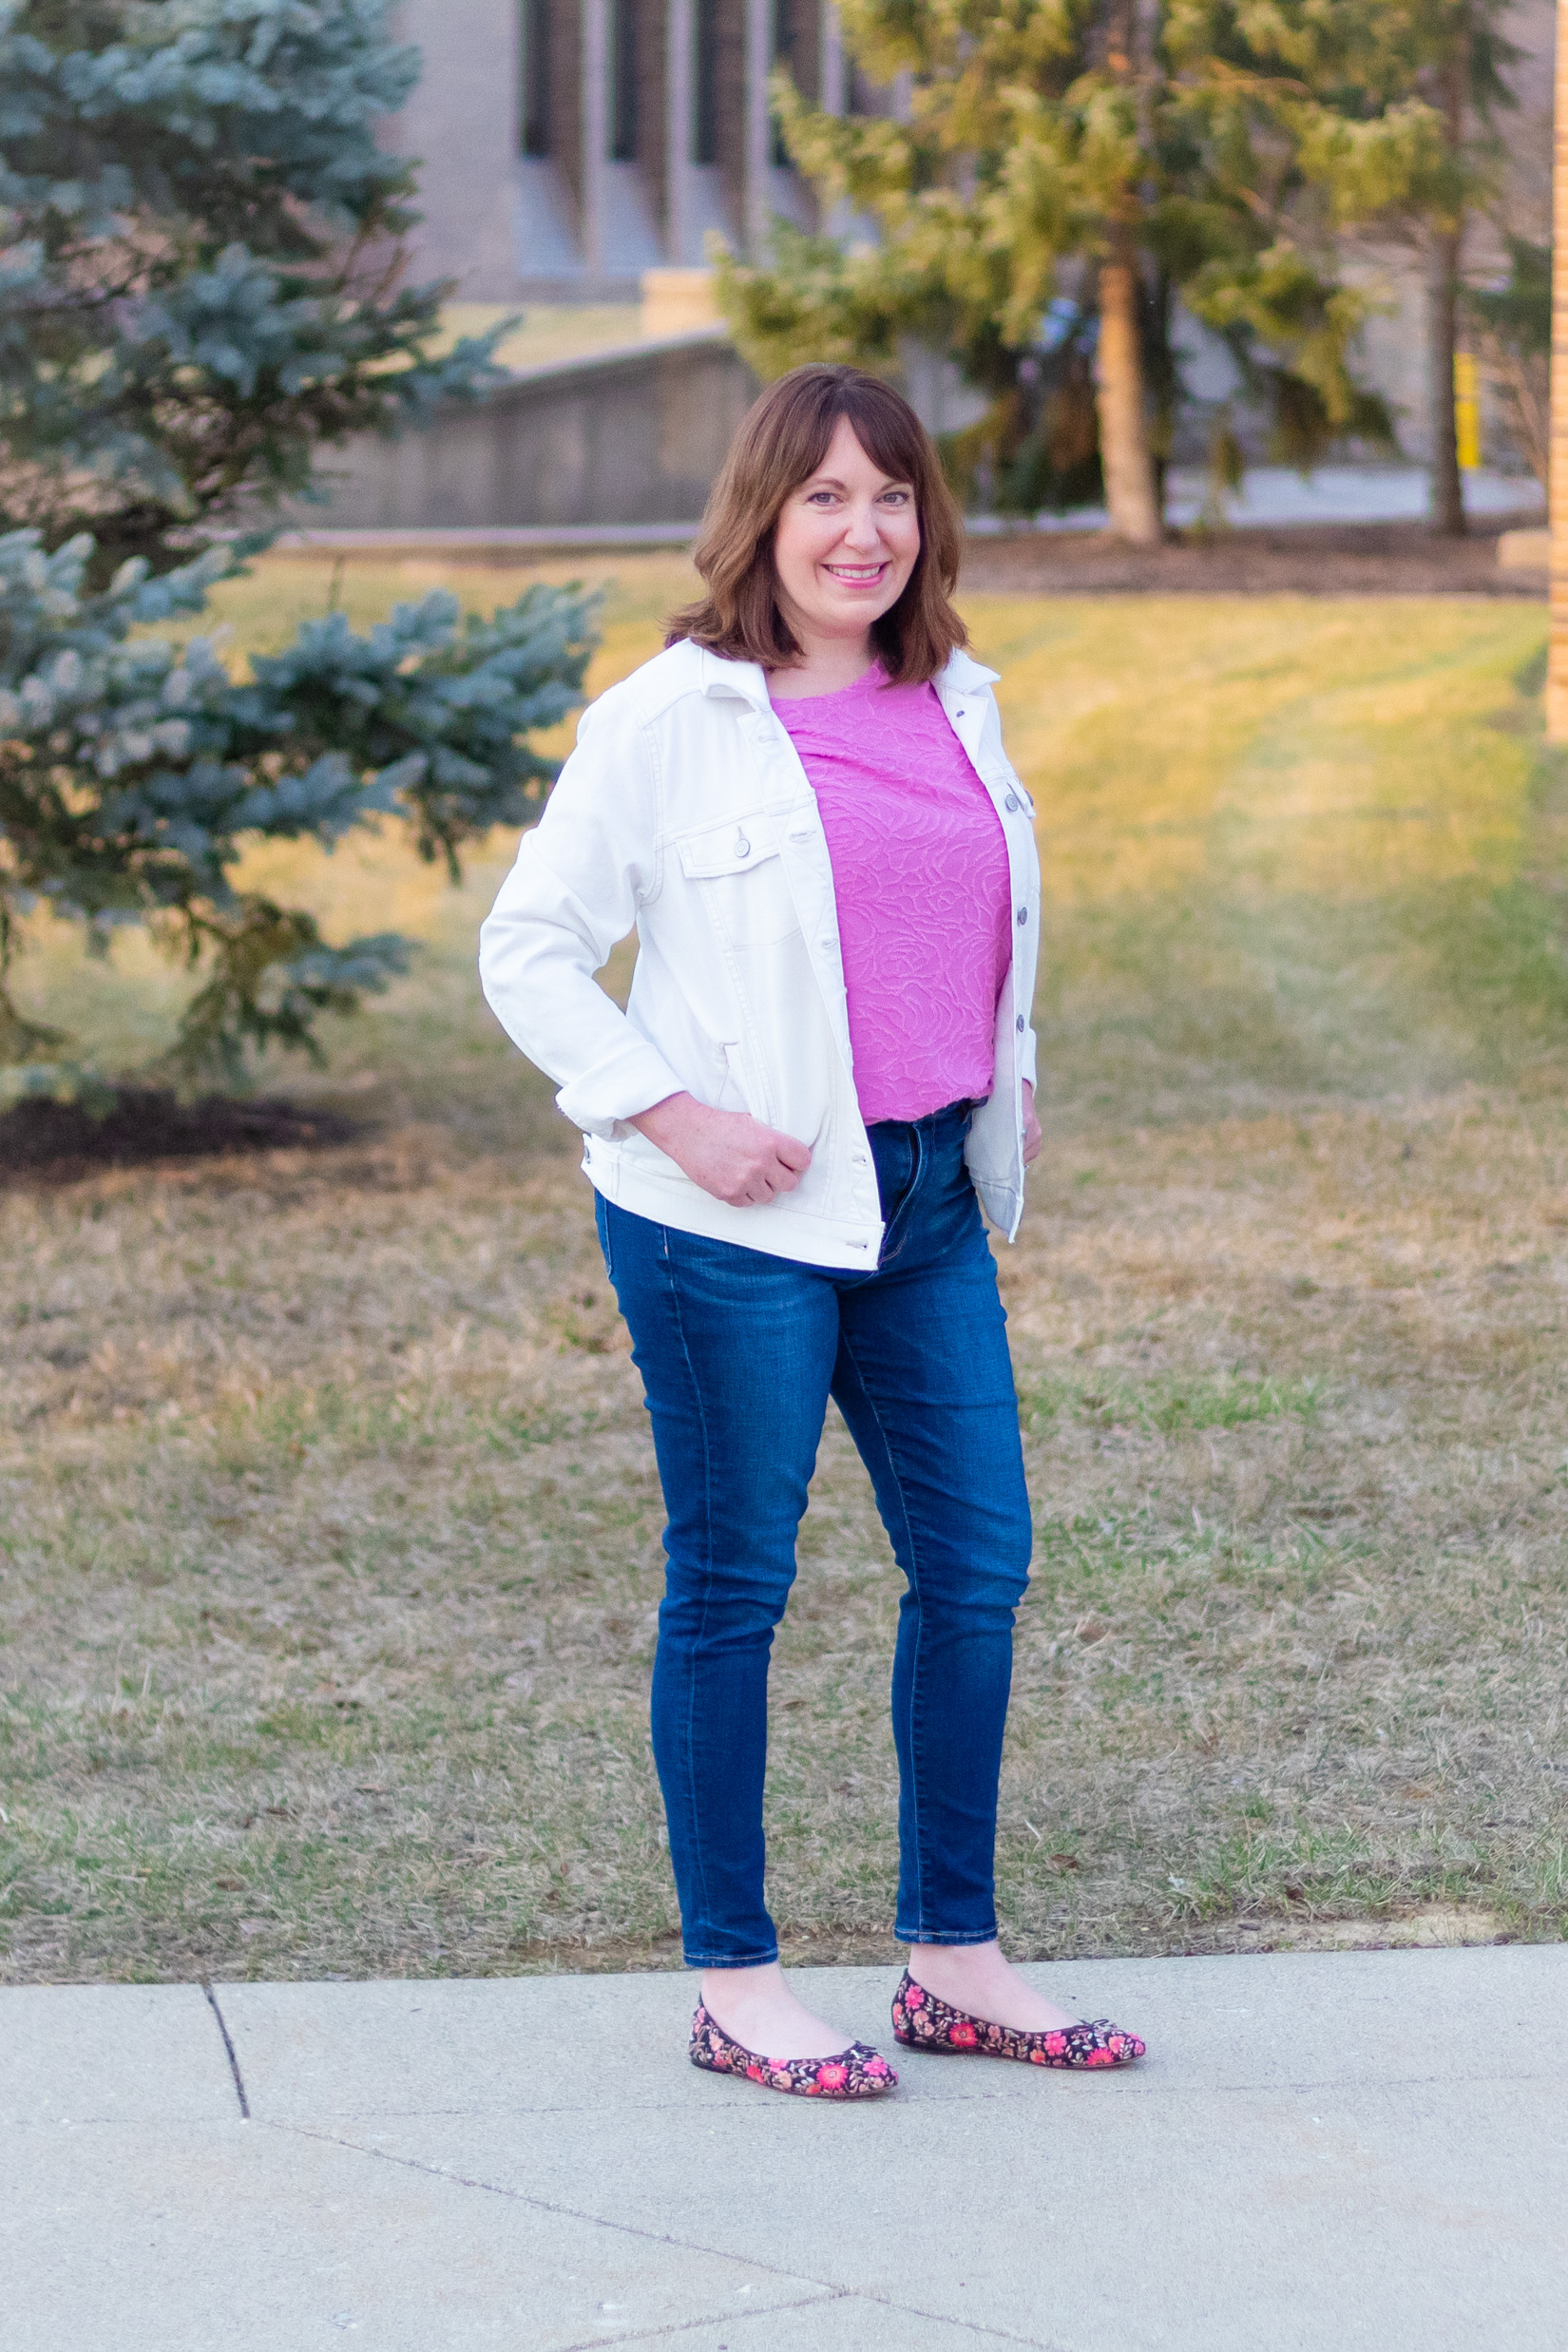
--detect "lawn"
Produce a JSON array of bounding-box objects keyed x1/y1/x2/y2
[{"x1": 3, "y1": 556, "x2": 1566, "y2": 1983}]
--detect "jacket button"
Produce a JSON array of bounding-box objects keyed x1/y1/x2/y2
[
  {"x1": 1016, "y1": 1014, "x2": 1025, "y2": 1033},
  {"x1": 1016, "y1": 906, "x2": 1028, "y2": 927},
  {"x1": 1004, "y1": 793, "x2": 1019, "y2": 813},
  {"x1": 735, "y1": 833, "x2": 751, "y2": 858}
]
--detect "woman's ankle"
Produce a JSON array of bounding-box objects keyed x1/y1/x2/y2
[
  {"x1": 906, "y1": 1941, "x2": 1080, "y2": 2032},
  {"x1": 699, "y1": 1962, "x2": 856, "y2": 2059},
  {"x1": 907, "y1": 1939, "x2": 1004, "y2": 1986}
]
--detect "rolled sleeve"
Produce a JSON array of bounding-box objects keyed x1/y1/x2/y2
[{"x1": 554, "y1": 1033, "x2": 684, "y2": 1138}]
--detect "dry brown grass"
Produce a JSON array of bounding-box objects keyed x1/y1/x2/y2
[{"x1": 2, "y1": 565, "x2": 1566, "y2": 1982}]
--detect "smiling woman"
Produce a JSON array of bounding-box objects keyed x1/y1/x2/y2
[{"x1": 478, "y1": 363, "x2": 1143, "y2": 2097}]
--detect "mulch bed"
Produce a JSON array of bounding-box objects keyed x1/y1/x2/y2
[
  {"x1": 0, "y1": 1088, "x2": 365, "y2": 1188},
  {"x1": 961, "y1": 512, "x2": 1547, "y2": 597}
]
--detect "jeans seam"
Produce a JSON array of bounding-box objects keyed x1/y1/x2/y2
[
  {"x1": 659, "y1": 1229, "x2": 723, "y2": 1961},
  {"x1": 834, "y1": 1319, "x2": 930, "y2": 1940}
]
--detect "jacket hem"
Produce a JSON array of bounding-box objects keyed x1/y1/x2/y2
[{"x1": 583, "y1": 1143, "x2": 886, "y2": 1271}]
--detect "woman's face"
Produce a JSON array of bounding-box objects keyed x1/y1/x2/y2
[{"x1": 771, "y1": 415, "x2": 921, "y2": 651}]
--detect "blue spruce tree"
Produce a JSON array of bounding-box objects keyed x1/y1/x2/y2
[{"x1": 0, "y1": 0, "x2": 598, "y2": 1093}]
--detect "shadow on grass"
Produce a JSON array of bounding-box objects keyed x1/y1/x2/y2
[{"x1": 0, "y1": 1088, "x2": 369, "y2": 1188}]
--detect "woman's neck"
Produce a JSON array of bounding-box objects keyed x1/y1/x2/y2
[{"x1": 767, "y1": 629, "x2": 877, "y2": 702}]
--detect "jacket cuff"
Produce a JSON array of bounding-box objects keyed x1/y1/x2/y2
[{"x1": 555, "y1": 1037, "x2": 686, "y2": 1139}]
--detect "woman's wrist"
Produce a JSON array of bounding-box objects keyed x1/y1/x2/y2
[{"x1": 628, "y1": 1091, "x2": 699, "y2": 1149}]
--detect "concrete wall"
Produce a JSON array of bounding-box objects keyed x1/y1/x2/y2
[
  {"x1": 383, "y1": 2, "x2": 522, "y2": 301},
  {"x1": 308, "y1": 333, "x2": 757, "y2": 528}
]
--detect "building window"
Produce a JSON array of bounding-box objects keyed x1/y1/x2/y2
[
  {"x1": 771, "y1": 0, "x2": 796, "y2": 167},
  {"x1": 610, "y1": 0, "x2": 638, "y2": 163},
  {"x1": 693, "y1": 0, "x2": 718, "y2": 165},
  {"x1": 520, "y1": 0, "x2": 550, "y2": 158}
]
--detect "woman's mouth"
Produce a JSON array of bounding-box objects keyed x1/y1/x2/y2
[{"x1": 822, "y1": 562, "x2": 889, "y2": 588}]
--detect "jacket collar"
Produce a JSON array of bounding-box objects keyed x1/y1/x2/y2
[
  {"x1": 695, "y1": 642, "x2": 999, "y2": 706},
  {"x1": 696, "y1": 645, "x2": 771, "y2": 708},
  {"x1": 939, "y1": 647, "x2": 1000, "y2": 691}
]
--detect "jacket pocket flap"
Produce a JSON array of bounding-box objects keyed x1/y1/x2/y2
[{"x1": 676, "y1": 818, "x2": 780, "y2": 879}]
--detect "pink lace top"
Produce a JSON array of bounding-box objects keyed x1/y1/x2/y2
[{"x1": 771, "y1": 663, "x2": 1012, "y2": 1125}]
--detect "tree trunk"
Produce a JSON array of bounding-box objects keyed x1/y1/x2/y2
[
  {"x1": 1547, "y1": 0, "x2": 1568, "y2": 741},
  {"x1": 1097, "y1": 231, "x2": 1161, "y2": 545},
  {"x1": 1427, "y1": 35, "x2": 1468, "y2": 539},
  {"x1": 1428, "y1": 224, "x2": 1465, "y2": 537}
]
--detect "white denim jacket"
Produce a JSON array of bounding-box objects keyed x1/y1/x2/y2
[{"x1": 478, "y1": 639, "x2": 1041, "y2": 1271}]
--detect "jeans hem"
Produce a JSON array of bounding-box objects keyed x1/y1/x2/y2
[
  {"x1": 685, "y1": 1948, "x2": 780, "y2": 1969},
  {"x1": 896, "y1": 1926, "x2": 999, "y2": 1948}
]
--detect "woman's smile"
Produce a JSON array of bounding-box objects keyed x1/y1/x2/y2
[{"x1": 821, "y1": 559, "x2": 892, "y2": 588}]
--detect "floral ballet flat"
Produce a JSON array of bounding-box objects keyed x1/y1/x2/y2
[
  {"x1": 689, "y1": 2004, "x2": 898, "y2": 2098},
  {"x1": 890, "y1": 1971, "x2": 1145, "y2": 2069}
]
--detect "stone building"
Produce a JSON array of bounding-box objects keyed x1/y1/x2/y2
[{"x1": 386, "y1": 2, "x2": 871, "y2": 302}]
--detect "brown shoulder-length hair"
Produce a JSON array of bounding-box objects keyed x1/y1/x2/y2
[{"x1": 666, "y1": 363, "x2": 967, "y2": 685}]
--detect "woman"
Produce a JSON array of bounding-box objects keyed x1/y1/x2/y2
[{"x1": 480, "y1": 364, "x2": 1144, "y2": 2097}]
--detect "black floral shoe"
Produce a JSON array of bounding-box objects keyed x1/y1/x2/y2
[
  {"x1": 689, "y1": 2004, "x2": 898, "y2": 2098},
  {"x1": 890, "y1": 1970, "x2": 1145, "y2": 2069}
]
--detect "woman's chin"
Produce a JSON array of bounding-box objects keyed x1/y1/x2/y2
[{"x1": 806, "y1": 589, "x2": 904, "y2": 631}]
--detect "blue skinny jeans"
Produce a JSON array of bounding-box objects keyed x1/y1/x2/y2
[{"x1": 595, "y1": 1099, "x2": 1033, "y2": 1966}]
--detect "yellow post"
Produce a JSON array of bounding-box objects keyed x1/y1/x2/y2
[
  {"x1": 1453, "y1": 351, "x2": 1481, "y2": 471},
  {"x1": 1548, "y1": 0, "x2": 1568, "y2": 740}
]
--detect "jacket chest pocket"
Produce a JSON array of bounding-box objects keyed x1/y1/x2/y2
[{"x1": 675, "y1": 817, "x2": 802, "y2": 947}]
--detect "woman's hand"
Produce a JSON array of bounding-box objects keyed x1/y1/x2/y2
[
  {"x1": 630, "y1": 1093, "x2": 813, "y2": 1208},
  {"x1": 1022, "y1": 1079, "x2": 1042, "y2": 1166}
]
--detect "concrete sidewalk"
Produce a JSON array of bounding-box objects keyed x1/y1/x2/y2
[{"x1": 6, "y1": 1945, "x2": 1564, "y2": 2351}]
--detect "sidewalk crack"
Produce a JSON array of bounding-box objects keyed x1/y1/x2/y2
[
  {"x1": 272, "y1": 2122, "x2": 1072, "y2": 2349},
  {"x1": 551, "y1": 2286, "x2": 844, "y2": 2352},
  {"x1": 201, "y1": 1979, "x2": 251, "y2": 2119}
]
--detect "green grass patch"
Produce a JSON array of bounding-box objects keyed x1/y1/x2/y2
[{"x1": 1024, "y1": 1372, "x2": 1326, "y2": 1435}]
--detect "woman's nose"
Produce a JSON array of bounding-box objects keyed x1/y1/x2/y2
[{"x1": 839, "y1": 504, "x2": 886, "y2": 549}]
